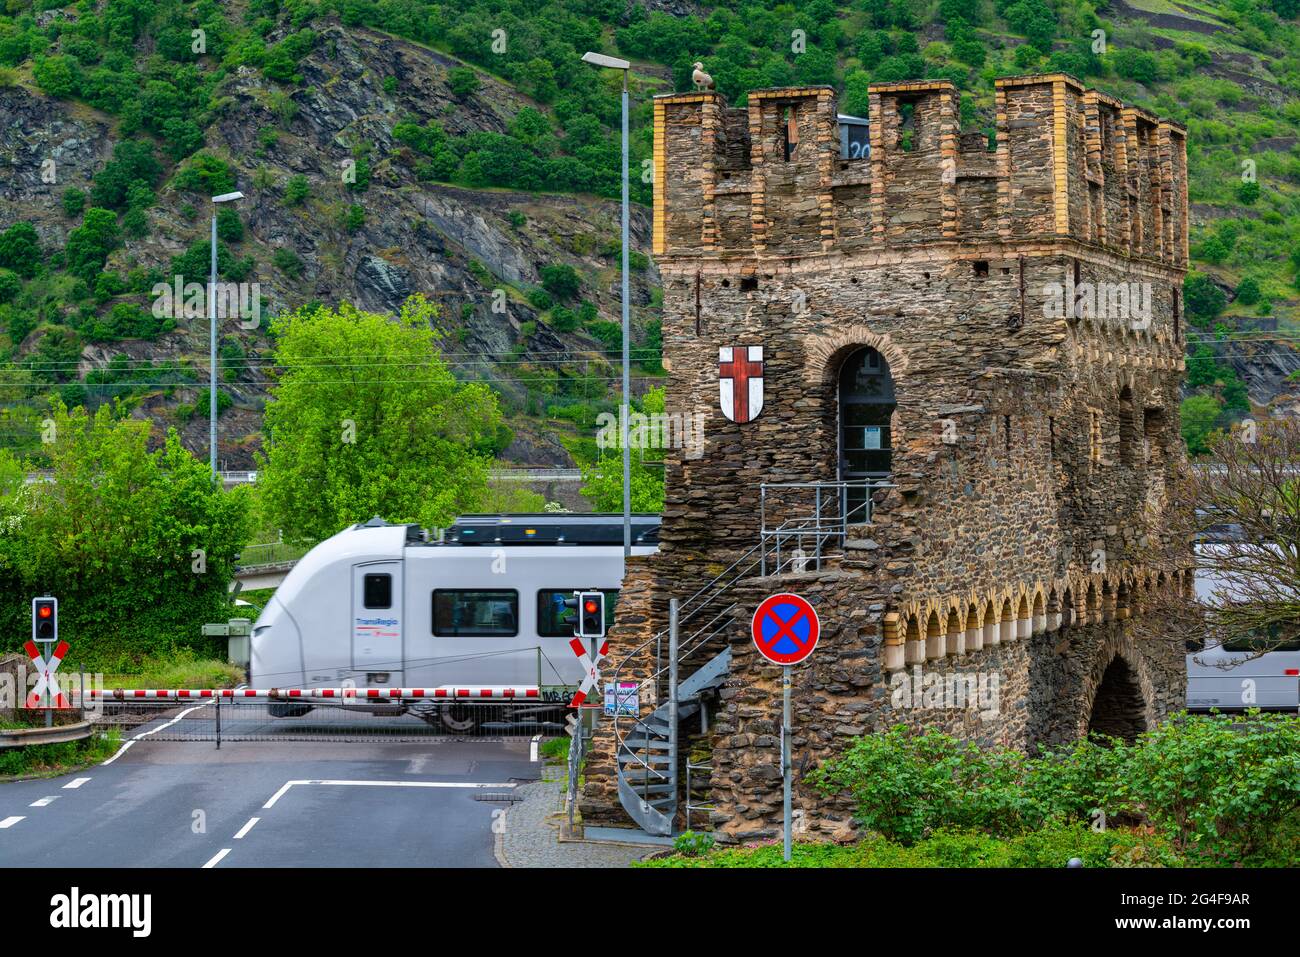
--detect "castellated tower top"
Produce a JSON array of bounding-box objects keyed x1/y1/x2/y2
[{"x1": 652, "y1": 74, "x2": 1188, "y2": 270}]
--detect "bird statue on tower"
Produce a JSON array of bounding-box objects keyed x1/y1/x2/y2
[{"x1": 692, "y1": 61, "x2": 714, "y2": 91}]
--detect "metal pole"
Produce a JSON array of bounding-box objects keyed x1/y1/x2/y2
[
  {"x1": 668, "y1": 598, "x2": 679, "y2": 816},
  {"x1": 620, "y1": 69, "x2": 631, "y2": 561},
  {"x1": 209, "y1": 210, "x2": 218, "y2": 475},
  {"x1": 215, "y1": 693, "x2": 221, "y2": 750},
  {"x1": 783, "y1": 664, "x2": 792, "y2": 863}
]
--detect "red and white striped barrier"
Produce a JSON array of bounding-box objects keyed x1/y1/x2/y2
[{"x1": 79, "y1": 686, "x2": 541, "y2": 702}]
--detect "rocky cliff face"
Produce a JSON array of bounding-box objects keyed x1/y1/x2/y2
[{"x1": 0, "y1": 20, "x2": 657, "y2": 469}]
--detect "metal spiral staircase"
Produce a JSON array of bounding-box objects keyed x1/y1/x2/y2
[{"x1": 607, "y1": 479, "x2": 889, "y2": 836}]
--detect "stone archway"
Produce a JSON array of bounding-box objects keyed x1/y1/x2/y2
[{"x1": 1087, "y1": 655, "x2": 1149, "y2": 742}]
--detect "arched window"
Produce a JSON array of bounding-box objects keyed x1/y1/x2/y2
[{"x1": 838, "y1": 347, "x2": 896, "y2": 522}]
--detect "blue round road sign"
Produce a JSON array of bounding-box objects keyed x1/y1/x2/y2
[{"x1": 751, "y1": 593, "x2": 820, "y2": 666}]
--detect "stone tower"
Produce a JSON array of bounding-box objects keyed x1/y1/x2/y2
[{"x1": 582, "y1": 74, "x2": 1192, "y2": 843}]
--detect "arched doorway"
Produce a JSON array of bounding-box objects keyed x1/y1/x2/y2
[
  {"x1": 1087, "y1": 656, "x2": 1148, "y2": 743},
  {"x1": 838, "y1": 347, "x2": 895, "y2": 522}
]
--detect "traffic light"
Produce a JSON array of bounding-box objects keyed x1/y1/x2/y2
[
  {"x1": 562, "y1": 591, "x2": 607, "y2": 639},
  {"x1": 579, "y1": 591, "x2": 605, "y2": 639},
  {"x1": 31, "y1": 596, "x2": 57, "y2": 642}
]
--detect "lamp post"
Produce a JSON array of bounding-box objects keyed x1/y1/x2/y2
[
  {"x1": 209, "y1": 190, "x2": 244, "y2": 476},
  {"x1": 581, "y1": 51, "x2": 632, "y2": 561}
]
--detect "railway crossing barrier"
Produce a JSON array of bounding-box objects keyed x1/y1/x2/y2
[{"x1": 20, "y1": 685, "x2": 565, "y2": 746}]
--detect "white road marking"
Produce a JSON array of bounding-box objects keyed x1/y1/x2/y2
[
  {"x1": 262, "y1": 779, "x2": 518, "y2": 809},
  {"x1": 0, "y1": 816, "x2": 25, "y2": 828},
  {"x1": 530, "y1": 734, "x2": 541, "y2": 762},
  {"x1": 62, "y1": 777, "x2": 91, "y2": 789},
  {"x1": 29, "y1": 797, "x2": 58, "y2": 807},
  {"x1": 233, "y1": 817, "x2": 260, "y2": 840},
  {"x1": 202, "y1": 848, "x2": 232, "y2": 869},
  {"x1": 102, "y1": 701, "x2": 214, "y2": 765}
]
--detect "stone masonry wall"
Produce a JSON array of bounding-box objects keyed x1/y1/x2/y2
[{"x1": 583, "y1": 74, "x2": 1191, "y2": 836}]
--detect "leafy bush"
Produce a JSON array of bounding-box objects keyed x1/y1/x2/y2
[
  {"x1": 283, "y1": 174, "x2": 310, "y2": 206},
  {"x1": 273, "y1": 247, "x2": 304, "y2": 279},
  {"x1": 448, "y1": 65, "x2": 480, "y2": 97},
  {"x1": 172, "y1": 152, "x2": 237, "y2": 196},
  {"x1": 217, "y1": 207, "x2": 244, "y2": 243},
  {"x1": 62, "y1": 188, "x2": 86, "y2": 218},
  {"x1": 549, "y1": 305, "x2": 577, "y2": 332},
  {"x1": 673, "y1": 831, "x2": 716, "y2": 857},
  {"x1": 641, "y1": 823, "x2": 1182, "y2": 868},
  {"x1": 810, "y1": 716, "x2": 1300, "y2": 864}
]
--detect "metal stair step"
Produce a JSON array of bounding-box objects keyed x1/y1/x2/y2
[
  {"x1": 622, "y1": 783, "x2": 675, "y2": 796},
  {"x1": 619, "y1": 756, "x2": 674, "y2": 768}
]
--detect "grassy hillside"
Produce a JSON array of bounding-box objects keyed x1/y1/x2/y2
[{"x1": 2, "y1": 0, "x2": 1300, "y2": 464}]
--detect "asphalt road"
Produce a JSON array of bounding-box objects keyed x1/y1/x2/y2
[{"x1": 0, "y1": 735, "x2": 541, "y2": 868}]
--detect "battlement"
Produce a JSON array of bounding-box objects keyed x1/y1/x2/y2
[{"x1": 652, "y1": 74, "x2": 1188, "y2": 268}]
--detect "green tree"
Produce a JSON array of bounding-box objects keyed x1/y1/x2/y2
[
  {"x1": 62, "y1": 188, "x2": 86, "y2": 218},
  {"x1": 1235, "y1": 276, "x2": 1261, "y2": 306},
  {"x1": 1181, "y1": 394, "x2": 1223, "y2": 456},
  {"x1": 0, "y1": 222, "x2": 41, "y2": 278},
  {"x1": 64, "y1": 209, "x2": 120, "y2": 283},
  {"x1": 255, "y1": 295, "x2": 502, "y2": 541},
  {"x1": 0, "y1": 400, "x2": 251, "y2": 666},
  {"x1": 32, "y1": 54, "x2": 80, "y2": 97},
  {"x1": 1184, "y1": 272, "x2": 1226, "y2": 324},
  {"x1": 540, "y1": 263, "x2": 581, "y2": 300},
  {"x1": 90, "y1": 140, "x2": 162, "y2": 210},
  {"x1": 580, "y1": 386, "x2": 667, "y2": 512}
]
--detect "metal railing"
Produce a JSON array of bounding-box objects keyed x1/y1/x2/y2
[
  {"x1": 236, "y1": 539, "x2": 313, "y2": 569},
  {"x1": 607, "y1": 477, "x2": 892, "y2": 832},
  {"x1": 760, "y1": 479, "x2": 892, "y2": 575},
  {"x1": 565, "y1": 719, "x2": 589, "y2": 827}
]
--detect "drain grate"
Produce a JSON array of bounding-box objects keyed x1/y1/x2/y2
[{"x1": 473, "y1": 791, "x2": 522, "y2": 803}]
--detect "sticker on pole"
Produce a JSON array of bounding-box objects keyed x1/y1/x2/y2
[{"x1": 751, "y1": 593, "x2": 819, "y2": 666}]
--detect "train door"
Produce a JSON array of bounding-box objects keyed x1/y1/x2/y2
[{"x1": 351, "y1": 561, "x2": 403, "y2": 681}]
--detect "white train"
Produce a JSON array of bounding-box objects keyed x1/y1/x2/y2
[
  {"x1": 250, "y1": 514, "x2": 659, "y2": 725},
  {"x1": 1186, "y1": 536, "x2": 1300, "y2": 710}
]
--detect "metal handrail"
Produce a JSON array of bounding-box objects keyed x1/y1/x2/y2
[
  {"x1": 609, "y1": 538, "x2": 767, "y2": 798},
  {"x1": 761, "y1": 480, "x2": 893, "y2": 575},
  {"x1": 609, "y1": 479, "x2": 893, "y2": 818}
]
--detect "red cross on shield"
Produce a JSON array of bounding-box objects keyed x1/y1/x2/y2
[{"x1": 719, "y1": 345, "x2": 764, "y2": 424}]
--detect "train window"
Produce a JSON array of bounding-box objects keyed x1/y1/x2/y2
[
  {"x1": 537, "y1": 589, "x2": 619, "y2": 638},
  {"x1": 433, "y1": 589, "x2": 518, "y2": 637},
  {"x1": 363, "y1": 573, "x2": 392, "y2": 609}
]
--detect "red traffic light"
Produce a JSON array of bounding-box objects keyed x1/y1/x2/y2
[
  {"x1": 584, "y1": 599, "x2": 598, "y2": 614},
  {"x1": 37, "y1": 605, "x2": 52, "y2": 619}
]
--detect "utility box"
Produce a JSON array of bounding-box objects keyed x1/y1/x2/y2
[{"x1": 203, "y1": 618, "x2": 252, "y2": 668}]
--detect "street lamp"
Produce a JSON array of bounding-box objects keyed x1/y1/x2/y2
[
  {"x1": 209, "y1": 190, "x2": 243, "y2": 475},
  {"x1": 581, "y1": 51, "x2": 633, "y2": 560}
]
